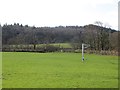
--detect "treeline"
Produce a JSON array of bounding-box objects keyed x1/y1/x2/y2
[{"x1": 2, "y1": 23, "x2": 118, "y2": 52}]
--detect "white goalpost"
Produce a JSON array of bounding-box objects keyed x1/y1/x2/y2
[
  {"x1": 82, "y1": 43, "x2": 84, "y2": 61},
  {"x1": 82, "y1": 43, "x2": 90, "y2": 62}
]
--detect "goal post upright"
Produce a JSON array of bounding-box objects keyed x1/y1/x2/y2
[
  {"x1": 82, "y1": 43, "x2": 90, "y2": 62},
  {"x1": 82, "y1": 43, "x2": 84, "y2": 61}
]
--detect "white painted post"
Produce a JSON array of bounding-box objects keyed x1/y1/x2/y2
[{"x1": 82, "y1": 43, "x2": 84, "y2": 61}]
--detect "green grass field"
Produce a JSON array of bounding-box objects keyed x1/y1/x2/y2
[{"x1": 2, "y1": 52, "x2": 118, "y2": 88}]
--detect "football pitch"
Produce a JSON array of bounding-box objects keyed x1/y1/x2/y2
[{"x1": 2, "y1": 52, "x2": 118, "y2": 88}]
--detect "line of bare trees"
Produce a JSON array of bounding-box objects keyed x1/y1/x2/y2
[{"x1": 1, "y1": 22, "x2": 119, "y2": 54}]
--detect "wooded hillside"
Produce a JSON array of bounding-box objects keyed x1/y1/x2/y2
[{"x1": 1, "y1": 23, "x2": 119, "y2": 53}]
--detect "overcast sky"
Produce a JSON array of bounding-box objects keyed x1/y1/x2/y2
[{"x1": 0, "y1": 0, "x2": 118, "y2": 30}]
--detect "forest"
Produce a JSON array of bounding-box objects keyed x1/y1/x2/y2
[{"x1": 1, "y1": 22, "x2": 119, "y2": 54}]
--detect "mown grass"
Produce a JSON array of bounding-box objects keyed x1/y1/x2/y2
[
  {"x1": 2, "y1": 52, "x2": 118, "y2": 88},
  {"x1": 49, "y1": 43, "x2": 72, "y2": 48}
]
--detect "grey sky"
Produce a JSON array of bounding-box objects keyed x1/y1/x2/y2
[{"x1": 0, "y1": 0, "x2": 118, "y2": 30}]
